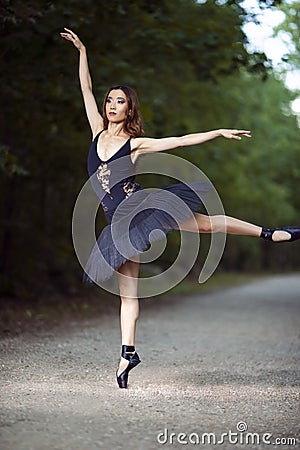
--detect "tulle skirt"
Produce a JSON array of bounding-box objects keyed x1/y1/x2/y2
[{"x1": 83, "y1": 181, "x2": 212, "y2": 283}]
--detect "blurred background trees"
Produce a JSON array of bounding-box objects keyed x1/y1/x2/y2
[{"x1": 0, "y1": 0, "x2": 299, "y2": 298}]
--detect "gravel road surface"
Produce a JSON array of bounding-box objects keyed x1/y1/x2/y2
[{"x1": 1, "y1": 274, "x2": 299, "y2": 450}]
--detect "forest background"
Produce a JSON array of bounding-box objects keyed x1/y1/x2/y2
[{"x1": 0, "y1": 0, "x2": 299, "y2": 301}]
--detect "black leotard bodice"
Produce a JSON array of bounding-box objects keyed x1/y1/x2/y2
[{"x1": 87, "y1": 131, "x2": 142, "y2": 222}]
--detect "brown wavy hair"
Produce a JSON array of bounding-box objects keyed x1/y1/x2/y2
[{"x1": 102, "y1": 85, "x2": 144, "y2": 137}]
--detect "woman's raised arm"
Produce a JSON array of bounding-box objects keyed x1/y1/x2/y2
[{"x1": 60, "y1": 28, "x2": 103, "y2": 137}]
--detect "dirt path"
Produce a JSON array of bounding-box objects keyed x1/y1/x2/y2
[{"x1": 1, "y1": 274, "x2": 299, "y2": 450}]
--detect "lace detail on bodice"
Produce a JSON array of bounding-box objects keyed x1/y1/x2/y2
[
  {"x1": 123, "y1": 180, "x2": 138, "y2": 198},
  {"x1": 96, "y1": 162, "x2": 112, "y2": 198}
]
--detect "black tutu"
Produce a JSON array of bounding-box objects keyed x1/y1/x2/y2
[{"x1": 83, "y1": 181, "x2": 212, "y2": 283}]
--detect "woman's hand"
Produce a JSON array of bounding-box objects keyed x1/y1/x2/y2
[
  {"x1": 219, "y1": 129, "x2": 252, "y2": 140},
  {"x1": 60, "y1": 27, "x2": 85, "y2": 51}
]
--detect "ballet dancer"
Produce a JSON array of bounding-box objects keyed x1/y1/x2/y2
[{"x1": 60, "y1": 28, "x2": 300, "y2": 388}]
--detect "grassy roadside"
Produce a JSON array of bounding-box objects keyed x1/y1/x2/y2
[{"x1": 0, "y1": 272, "x2": 274, "y2": 336}]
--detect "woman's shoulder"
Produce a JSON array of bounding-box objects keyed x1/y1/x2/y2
[{"x1": 130, "y1": 136, "x2": 148, "y2": 149}]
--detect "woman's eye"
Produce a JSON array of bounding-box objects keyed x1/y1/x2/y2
[
  {"x1": 106, "y1": 98, "x2": 112, "y2": 103},
  {"x1": 117, "y1": 99, "x2": 125, "y2": 104}
]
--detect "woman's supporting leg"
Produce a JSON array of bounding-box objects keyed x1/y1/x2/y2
[
  {"x1": 178, "y1": 213, "x2": 292, "y2": 241},
  {"x1": 116, "y1": 254, "x2": 140, "y2": 377}
]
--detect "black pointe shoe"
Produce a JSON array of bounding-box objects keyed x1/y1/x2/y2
[
  {"x1": 116, "y1": 345, "x2": 141, "y2": 389},
  {"x1": 260, "y1": 226, "x2": 300, "y2": 242}
]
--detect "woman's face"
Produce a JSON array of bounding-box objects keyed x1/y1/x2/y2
[{"x1": 105, "y1": 89, "x2": 128, "y2": 124}]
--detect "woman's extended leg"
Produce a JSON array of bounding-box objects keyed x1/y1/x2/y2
[
  {"x1": 178, "y1": 213, "x2": 292, "y2": 241},
  {"x1": 116, "y1": 254, "x2": 141, "y2": 387}
]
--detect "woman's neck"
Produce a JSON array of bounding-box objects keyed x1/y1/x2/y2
[{"x1": 106, "y1": 122, "x2": 126, "y2": 137}]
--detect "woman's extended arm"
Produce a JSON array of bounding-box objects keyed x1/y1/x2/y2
[
  {"x1": 60, "y1": 28, "x2": 103, "y2": 137},
  {"x1": 132, "y1": 129, "x2": 251, "y2": 155}
]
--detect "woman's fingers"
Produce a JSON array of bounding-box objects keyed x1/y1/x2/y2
[
  {"x1": 60, "y1": 28, "x2": 77, "y2": 40},
  {"x1": 234, "y1": 130, "x2": 252, "y2": 138},
  {"x1": 60, "y1": 29, "x2": 79, "y2": 45},
  {"x1": 64, "y1": 27, "x2": 75, "y2": 36},
  {"x1": 60, "y1": 33, "x2": 72, "y2": 41},
  {"x1": 60, "y1": 28, "x2": 83, "y2": 50},
  {"x1": 221, "y1": 129, "x2": 252, "y2": 140}
]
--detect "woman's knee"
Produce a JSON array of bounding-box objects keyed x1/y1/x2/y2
[
  {"x1": 197, "y1": 214, "x2": 227, "y2": 233},
  {"x1": 179, "y1": 213, "x2": 211, "y2": 232},
  {"x1": 196, "y1": 214, "x2": 212, "y2": 233},
  {"x1": 117, "y1": 257, "x2": 140, "y2": 278}
]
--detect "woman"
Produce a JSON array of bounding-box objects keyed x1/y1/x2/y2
[{"x1": 60, "y1": 28, "x2": 300, "y2": 389}]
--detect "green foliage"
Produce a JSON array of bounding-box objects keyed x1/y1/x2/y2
[
  {"x1": 274, "y1": 0, "x2": 300, "y2": 76},
  {"x1": 0, "y1": 0, "x2": 299, "y2": 298}
]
